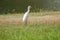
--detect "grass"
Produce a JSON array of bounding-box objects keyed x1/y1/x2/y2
[
  {"x1": 30, "y1": 11, "x2": 60, "y2": 16},
  {"x1": 0, "y1": 11, "x2": 60, "y2": 40},
  {"x1": 0, "y1": 24, "x2": 60, "y2": 40}
]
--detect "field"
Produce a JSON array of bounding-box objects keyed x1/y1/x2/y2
[{"x1": 0, "y1": 11, "x2": 60, "y2": 40}]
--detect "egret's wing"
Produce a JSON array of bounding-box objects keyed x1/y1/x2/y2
[{"x1": 22, "y1": 12, "x2": 28, "y2": 22}]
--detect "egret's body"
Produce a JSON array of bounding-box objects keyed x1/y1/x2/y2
[{"x1": 22, "y1": 6, "x2": 31, "y2": 25}]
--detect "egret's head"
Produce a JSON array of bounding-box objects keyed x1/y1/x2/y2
[{"x1": 27, "y1": 6, "x2": 31, "y2": 10}]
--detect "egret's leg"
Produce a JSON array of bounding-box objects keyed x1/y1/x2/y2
[{"x1": 25, "y1": 20, "x2": 27, "y2": 25}]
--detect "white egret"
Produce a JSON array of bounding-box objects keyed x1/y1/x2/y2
[{"x1": 22, "y1": 6, "x2": 31, "y2": 25}]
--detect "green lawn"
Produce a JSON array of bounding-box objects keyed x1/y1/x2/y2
[
  {"x1": 0, "y1": 11, "x2": 60, "y2": 40},
  {"x1": 0, "y1": 24, "x2": 60, "y2": 40}
]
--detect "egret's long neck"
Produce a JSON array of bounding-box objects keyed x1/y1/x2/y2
[{"x1": 27, "y1": 8, "x2": 30, "y2": 13}]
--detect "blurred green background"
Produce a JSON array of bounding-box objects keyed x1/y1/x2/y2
[{"x1": 0, "y1": 0, "x2": 60, "y2": 14}]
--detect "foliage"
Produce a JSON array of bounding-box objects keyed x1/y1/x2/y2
[
  {"x1": 0, "y1": 0, "x2": 60, "y2": 14},
  {"x1": 0, "y1": 0, "x2": 48, "y2": 14}
]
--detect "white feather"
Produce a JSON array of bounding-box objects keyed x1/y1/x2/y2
[
  {"x1": 23, "y1": 11, "x2": 29, "y2": 22},
  {"x1": 22, "y1": 6, "x2": 31, "y2": 24}
]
